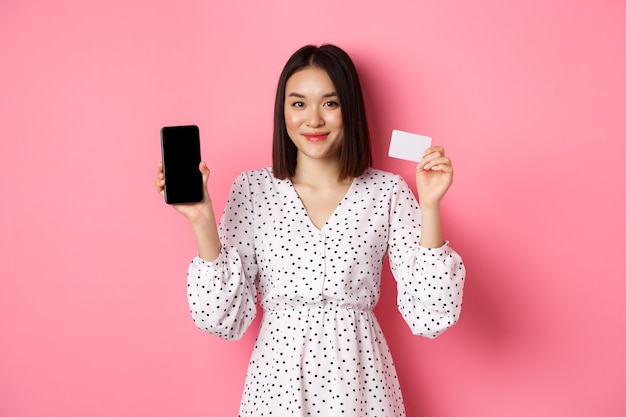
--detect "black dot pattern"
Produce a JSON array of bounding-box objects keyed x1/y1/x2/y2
[{"x1": 187, "y1": 167, "x2": 465, "y2": 416}]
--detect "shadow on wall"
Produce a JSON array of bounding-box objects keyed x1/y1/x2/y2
[{"x1": 376, "y1": 223, "x2": 530, "y2": 415}]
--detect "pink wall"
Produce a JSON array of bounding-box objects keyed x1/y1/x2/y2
[{"x1": 1, "y1": 1, "x2": 625, "y2": 416}]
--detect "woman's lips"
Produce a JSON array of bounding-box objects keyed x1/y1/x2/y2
[{"x1": 303, "y1": 133, "x2": 329, "y2": 142}]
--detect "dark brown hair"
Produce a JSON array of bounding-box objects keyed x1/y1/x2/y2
[{"x1": 272, "y1": 44, "x2": 372, "y2": 180}]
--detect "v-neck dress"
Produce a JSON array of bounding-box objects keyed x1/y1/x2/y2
[{"x1": 187, "y1": 167, "x2": 465, "y2": 416}]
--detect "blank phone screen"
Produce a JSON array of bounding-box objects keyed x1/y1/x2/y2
[{"x1": 161, "y1": 125, "x2": 203, "y2": 204}]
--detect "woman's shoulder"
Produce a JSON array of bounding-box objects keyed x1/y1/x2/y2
[
  {"x1": 357, "y1": 168, "x2": 416, "y2": 203},
  {"x1": 239, "y1": 166, "x2": 274, "y2": 179},
  {"x1": 233, "y1": 167, "x2": 287, "y2": 188},
  {"x1": 359, "y1": 167, "x2": 406, "y2": 186}
]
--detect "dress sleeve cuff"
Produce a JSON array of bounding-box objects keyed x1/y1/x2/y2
[
  {"x1": 417, "y1": 240, "x2": 451, "y2": 259},
  {"x1": 192, "y1": 251, "x2": 225, "y2": 269}
]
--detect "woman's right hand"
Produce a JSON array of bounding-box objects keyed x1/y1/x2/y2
[{"x1": 155, "y1": 161, "x2": 214, "y2": 224}]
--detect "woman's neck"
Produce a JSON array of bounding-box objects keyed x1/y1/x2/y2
[{"x1": 292, "y1": 155, "x2": 347, "y2": 186}]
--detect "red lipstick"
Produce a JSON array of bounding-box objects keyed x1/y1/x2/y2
[{"x1": 303, "y1": 133, "x2": 329, "y2": 142}]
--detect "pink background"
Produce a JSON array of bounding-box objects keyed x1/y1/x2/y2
[{"x1": 1, "y1": 1, "x2": 625, "y2": 416}]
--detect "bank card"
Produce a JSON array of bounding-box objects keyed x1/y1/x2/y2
[{"x1": 388, "y1": 129, "x2": 432, "y2": 162}]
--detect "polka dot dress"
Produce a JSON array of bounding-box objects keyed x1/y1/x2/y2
[{"x1": 187, "y1": 167, "x2": 465, "y2": 416}]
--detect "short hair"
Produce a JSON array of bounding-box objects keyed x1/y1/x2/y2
[{"x1": 272, "y1": 44, "x2": 372, "y2": 180}]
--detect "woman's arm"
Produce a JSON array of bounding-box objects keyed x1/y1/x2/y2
[
  {"x1": 156, "y1": 163, "x2": 257, "y2": 340},
  {"x1": 386, "y1": 149, "x2": 465, "y2": 338},
  {"x1": 156, "y1": 161, "x2": 222, "y2": 261},
  {"x1": 415, "y1": 145, "x2": 454, "y2": 248}
]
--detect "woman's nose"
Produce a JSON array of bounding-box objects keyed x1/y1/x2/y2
[{"x1": 306, "y1": 107, "x2": 324, "y2": 127}]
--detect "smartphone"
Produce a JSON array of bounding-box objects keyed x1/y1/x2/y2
[{"x1": 160, "y1": 125, "x2": 203, "y2": 204}]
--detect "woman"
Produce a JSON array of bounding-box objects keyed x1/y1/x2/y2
[{"x1": 156, "y1": 44, "x2": 465, "y2": 416}]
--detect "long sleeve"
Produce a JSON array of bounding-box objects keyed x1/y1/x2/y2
[
  {"x1": 186, "y1": 172, "x2": 259, "y2": 340},
  {"x1": 387, "y1": 176, "x2": 465, "y2": 338}
]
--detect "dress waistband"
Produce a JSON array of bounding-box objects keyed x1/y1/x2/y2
[{"x1": 263, "y1": 303, "x2": 373, "y2": 313}]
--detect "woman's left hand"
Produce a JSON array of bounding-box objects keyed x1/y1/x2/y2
[{"x1": 415, "y1": 146, "x2": 454, "y2": 207}]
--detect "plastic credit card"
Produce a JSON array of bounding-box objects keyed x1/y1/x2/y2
[{"x1": 388, "y1": 129, "x2": 432, "y2": 162}]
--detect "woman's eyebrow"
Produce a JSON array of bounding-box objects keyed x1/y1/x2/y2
[{"x1": 286, "y1": 92, "x2": 338, "y2": 98}]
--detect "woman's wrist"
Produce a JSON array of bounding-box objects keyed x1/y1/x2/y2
[
  {"x1": 418, "y1": 199, "x2": 441, "y2": 211},
  {"x1": 419, "y1": 204, "x2": 444, "y2": 248}
]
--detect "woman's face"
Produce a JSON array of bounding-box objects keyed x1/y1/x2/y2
[{"x1": 284, "y1": 67, "x2": 344, "y2": 162}]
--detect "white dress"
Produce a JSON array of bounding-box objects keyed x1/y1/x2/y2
[{"x1": 187, "y1": 167, "x2": 465, "y2": 416}]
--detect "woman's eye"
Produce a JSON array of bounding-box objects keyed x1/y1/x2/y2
[
  {"x1": 291, "y1": 101, "x2": 304, "y2": 108},
  {"x1": 324, "y1": 101, "x2": 340, "y2": 108}
]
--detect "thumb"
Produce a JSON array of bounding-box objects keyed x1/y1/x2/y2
[
  {"x1": 199, "y1": 161, "x2": 211, "y2": 200},
  {"x1": 199, "y1": 161, "x2": 210, "y2": 178}
]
